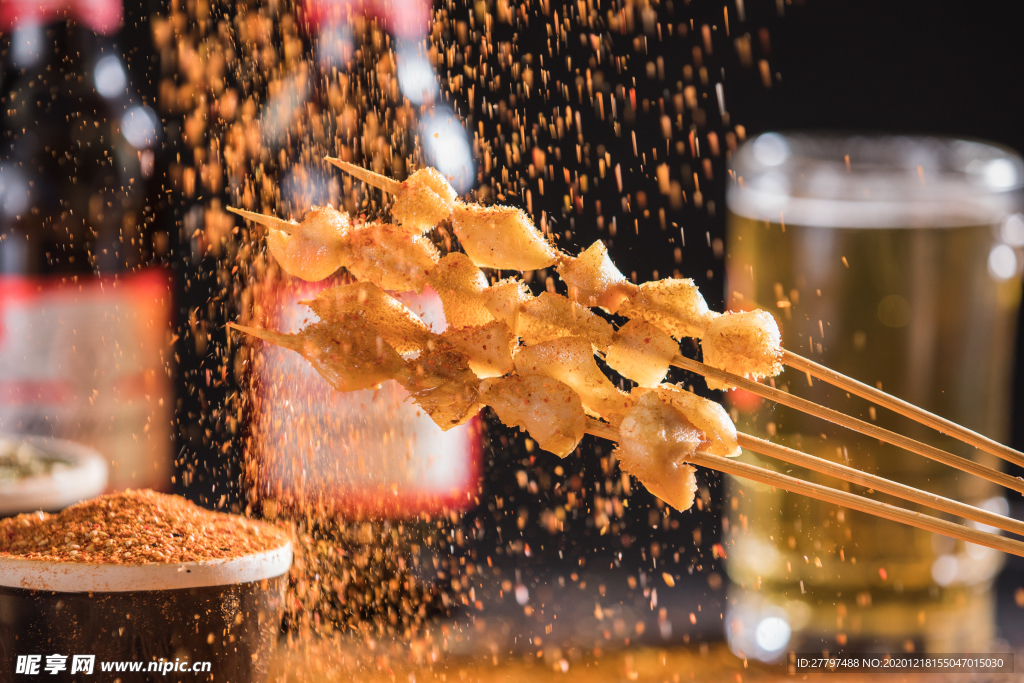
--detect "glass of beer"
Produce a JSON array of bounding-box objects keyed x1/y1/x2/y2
[{"x1": 722, "y1": 133, "x2": 1024, "y2": 658}]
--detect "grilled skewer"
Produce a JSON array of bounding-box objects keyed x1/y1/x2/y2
[
  {"x1": 227, "y1": 162, "x2": 1024, "y2": 556},
  {"x1": 324, "y1": 160, "x2": 1024, "y2": 469}
]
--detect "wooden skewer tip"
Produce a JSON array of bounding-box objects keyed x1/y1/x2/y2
[
  {"x1": 226, "y1": 206, "x2": 297, "y2": 234},
  {"x1": 324, "y1": 157, "x2": 403, "y2": 194},
  {"x1": 226, "y1": 322, "x2": 301, "y2": 352}
]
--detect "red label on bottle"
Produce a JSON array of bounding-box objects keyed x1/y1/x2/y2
[
  {"x1": 0, "y1": 0, "x2": 122, "y2": 34},
  {"x1": 300, "y1": 0, "x2": 429, "y2": 38},
  {"x1": 0, "y1": 269, "x2": 175, "y2": 491},
  {"x1": 251, "y1": 278, "x2": 481, "y2": 517}
]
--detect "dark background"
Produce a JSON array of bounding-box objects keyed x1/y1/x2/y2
[{"x1": 730, "y1": 0, "x2": 1024, "y2": 158}]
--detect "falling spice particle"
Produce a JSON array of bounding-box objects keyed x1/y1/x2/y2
[{"x1": 151, "y1": 0, "x2": 784, "y2": 666}]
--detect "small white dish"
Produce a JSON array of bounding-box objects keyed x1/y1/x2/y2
[{"x1": 0, "y1": 434, "x2": 108, "y2": 516}]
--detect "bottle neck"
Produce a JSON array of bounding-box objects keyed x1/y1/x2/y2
[{"x1": 1, "y1": 21, "x2": 145, "y2": 276}]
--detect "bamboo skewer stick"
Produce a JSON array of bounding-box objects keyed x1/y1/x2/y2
[
  {"x1": 583, "y1": 422, "x2": 620, "y2": 442},
  {"x1": 737, "y1": 433, "x2": 1024, "y2": 537},
  {"x1": 585, "y1": 423, "x2": 1024, "y2": 536},
  {"x1": 783, "y1": 349, "x2": 1024, "y2": 469},
  {"x1": 225, "y1": 323, "x2": 302, "y2": 353},
  {"x1": 325, "y1": 157, "x2": 404, "y2": 195},
  {"x1": 670, "y1": 355, "x2": 1024, "y2": 495},
  {"x1": 226, "y1": 207, "x2": 299, "y2": 235},
  {"x1": 581, "y1": 423, "x2": 1024, "y2": 558},
  {"x1": 686, "y1": 452, "x2": 1024, "y2": 558}
]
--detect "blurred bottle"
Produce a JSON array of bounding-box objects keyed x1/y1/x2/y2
[
  {"x1": 250, "y1": 279, "x2": 480, "y2": 516},
  {"x1": 0, "y1": 4, "x2": 174, "y2": 490},
  {"x1": 722, "y1": 133, "x2": 1024, "y2": 658}
]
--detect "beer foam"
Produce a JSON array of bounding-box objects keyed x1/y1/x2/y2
[
  {"x1": 0, "y1": 541, "x2": 292, "y2": 592},
  {"x1": 729, "y1": 133, "x2": 1023, "y2": 229}
]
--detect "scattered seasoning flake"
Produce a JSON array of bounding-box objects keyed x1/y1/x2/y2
[
  {"x1": 878, "y1": 567, "x2": 888, "y2": 581},
  {"x1": 0, "y1": 490, "x2": 290, "y2": 565},
  {"x1": 662, "y1": 572, "x2": 675, "y2": 587}
]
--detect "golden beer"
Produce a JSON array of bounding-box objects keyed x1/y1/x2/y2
[{"x1": 723, "y1": 134, "x2": 1024, "y2": 657}]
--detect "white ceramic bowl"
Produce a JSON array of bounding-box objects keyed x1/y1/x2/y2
[
  {"x1": 0, "y1": 538, "x2": 292, "y2": 682},
  {"x1": 0, "y1": 541, "x2": 293, "y2": 592},
  {"x1": 0, "y1": 434, "x2": 108, "y2": 516}
]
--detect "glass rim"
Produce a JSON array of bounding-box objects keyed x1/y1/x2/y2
[{"x1": 727, "y1": 131, "x2": 1024, "y2": 229}]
